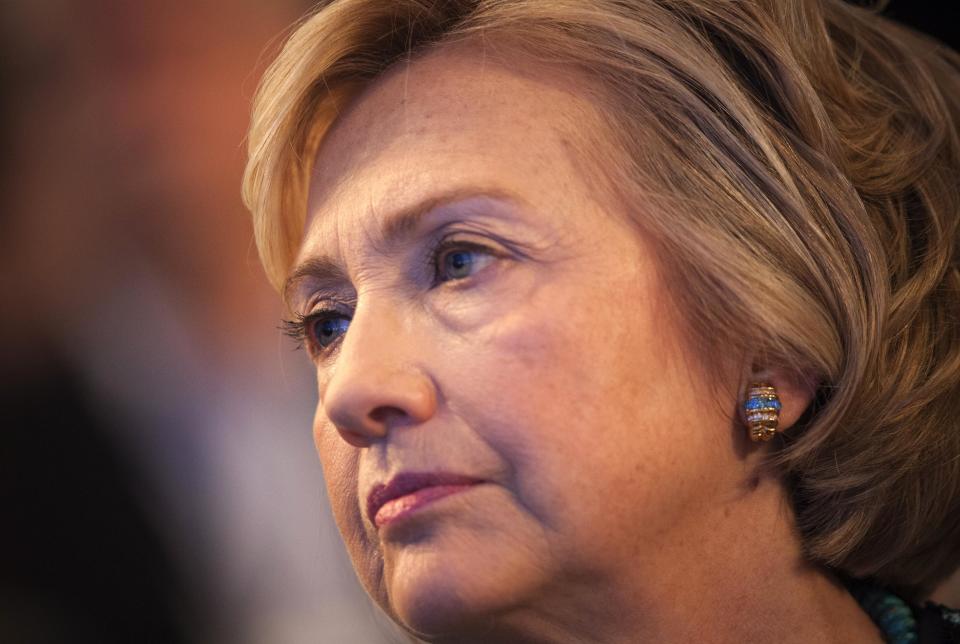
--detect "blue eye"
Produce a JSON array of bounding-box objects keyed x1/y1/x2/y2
[
  {"x1": 280, "y1": 309, "x2": 350, "y2": 357},
  {"x1": 442, "y1": 249, "x2": 475, "y2": 280},
  {"x1": 434, "y1": 241, "x2": 494, "y2": 283},
  {"x1": 309, "y1": 313, "x2": 350, "y2": 350}
]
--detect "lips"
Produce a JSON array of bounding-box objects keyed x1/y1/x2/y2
[{"x1": 366, "y1": 472, "x2": 484, "y2": 528}]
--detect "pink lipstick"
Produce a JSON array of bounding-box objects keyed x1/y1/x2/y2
[{"x1": 367, "y1": 472, "x2": 483, "y2": 528}]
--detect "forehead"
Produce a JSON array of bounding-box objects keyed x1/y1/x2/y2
[{"x1": 298, "y1": 44, "x2": 613, "y2": 261}]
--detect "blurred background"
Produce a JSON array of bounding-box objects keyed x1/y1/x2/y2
[
  {"x1": 0, "y1": 1, "x2": 956, "y2": 643},
  {"x1": 0, "y1": 1, "x2": 406, "y2": 642}
]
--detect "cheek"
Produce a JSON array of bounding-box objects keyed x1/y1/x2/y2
[
  {"x1": 312, "y1": 410, "x2": 387, "y2": 602},
  {"x1": 441, "y1": 290, "x2": 640, "y2": 483},
  {"x1": 312, "y1": 378, "x2": 357, "y2": 520},
  {"x1": 439, "y1": 271, "x2": 720, "y2": 547},
  {"x1": 314, "y1": 424, "x2": 356, "y2": 524},
  {"x1": 455, "y1": 263, "x2": 665, "y2": 431}
]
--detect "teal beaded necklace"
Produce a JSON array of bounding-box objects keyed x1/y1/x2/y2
[{"x1": 849, "y1": 583, "x2": 918, "y2": 644}]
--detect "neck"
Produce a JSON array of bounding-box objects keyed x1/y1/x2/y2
[{"x1": 602, "y1": 474, "x2": 884, "y2": 643}]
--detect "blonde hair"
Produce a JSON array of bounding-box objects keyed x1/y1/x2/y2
[{"x1": 242, "y1": 0, "x2": 960, "y2": 599}]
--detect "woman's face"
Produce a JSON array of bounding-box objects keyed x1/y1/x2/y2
[{"x1": 289, "y1": 47, "x2": 743, "y2": 638}]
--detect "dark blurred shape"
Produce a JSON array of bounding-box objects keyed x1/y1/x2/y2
[
  {"x1": 0, "y1": 347, "x2": 203, "y2": 644},
  {"x1": 883, "y1": 1, "x2": 958, "y2": 49}
]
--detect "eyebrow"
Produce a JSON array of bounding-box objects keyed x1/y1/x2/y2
[{"x1": 282, "y1": 186, "x2": 520, "y2": 310}]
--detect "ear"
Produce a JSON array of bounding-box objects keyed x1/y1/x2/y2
[{"x1": 741, "y1": 363, "x2": 818, "y2": 434}]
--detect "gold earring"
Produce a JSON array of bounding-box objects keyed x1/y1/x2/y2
[{"x1": 743, "y1": 383, "x2": 781, "y2": 442}]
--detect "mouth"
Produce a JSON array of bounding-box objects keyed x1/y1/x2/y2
[{"x1": 366, "y1": 472, "x2": 485, "y2": 528}]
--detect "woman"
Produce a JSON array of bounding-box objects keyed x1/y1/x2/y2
[{"x1": 243, "y1": 0, "x2": 960, "y2": 641}]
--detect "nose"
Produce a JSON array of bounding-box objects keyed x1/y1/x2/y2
[{"x1": 320, "y1": 303, "x2": 438, "y2": 447}]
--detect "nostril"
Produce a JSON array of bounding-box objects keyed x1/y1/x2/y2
[{"x1": 369, "y1": 406, "x2": 406, "y2": 425}]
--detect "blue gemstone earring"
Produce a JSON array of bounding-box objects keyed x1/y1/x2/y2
[{"x1": 743, "y1": 383, "x2": 782, "y2": 442}]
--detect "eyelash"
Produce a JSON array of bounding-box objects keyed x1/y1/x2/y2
[{"x1": 280, "y1": 238, "x2": 496, "y2": 357}]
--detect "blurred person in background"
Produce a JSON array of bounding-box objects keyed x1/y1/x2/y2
[{"x1": 1, "y1": 0, "x2": 405, "y2": 642}]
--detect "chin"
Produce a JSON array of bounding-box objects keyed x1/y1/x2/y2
[
  {"x1": 392, "y1": 579, "x2": 483, "y2": 638},
  {"x1": 386, "y1": 552, "x2": 500, "y2": 637},
  {"x1": 384, "y1": 538, "x2": 548, "y2": 641}
]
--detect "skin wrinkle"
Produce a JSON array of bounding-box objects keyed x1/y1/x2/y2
[{"x1": 291, "y1": 189, "x2": 580, "y2": 318}]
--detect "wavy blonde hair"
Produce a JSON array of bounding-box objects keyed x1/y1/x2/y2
[{"x1": 242, "y1": 0, "x2": 960, "y2": 599}]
